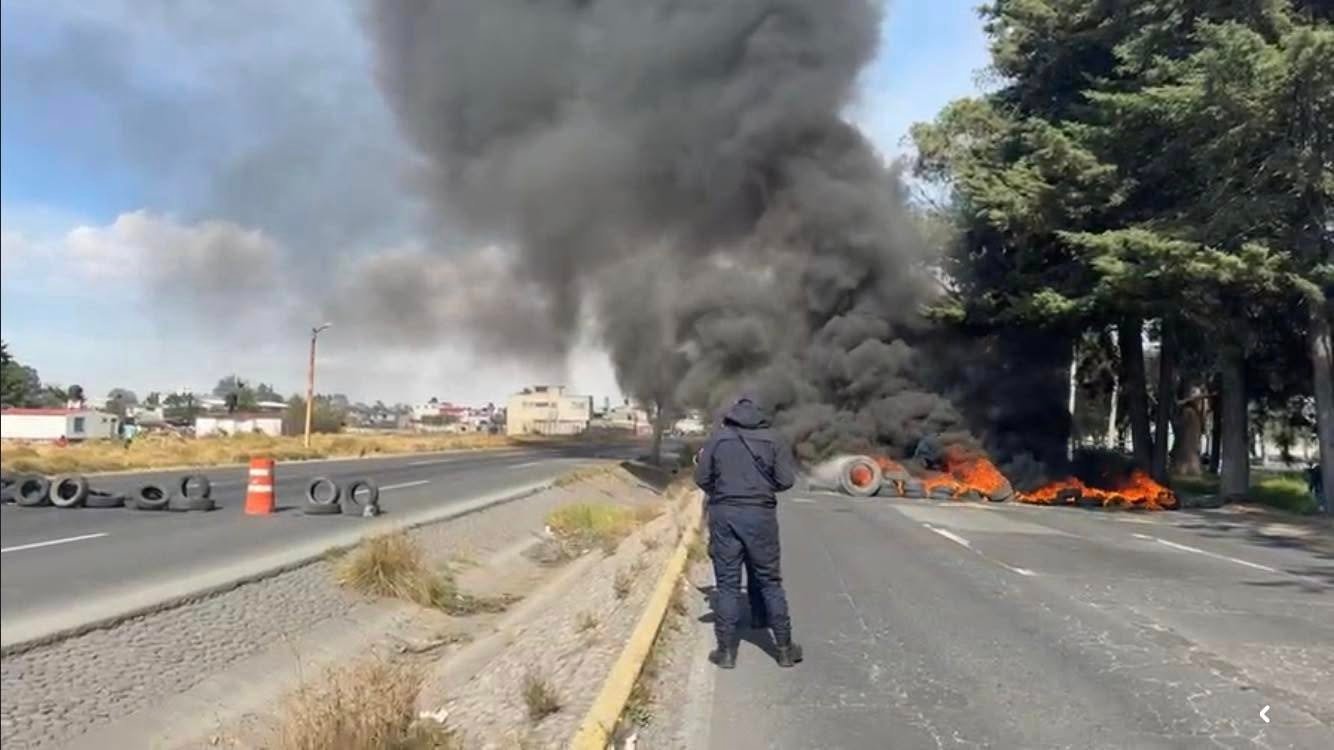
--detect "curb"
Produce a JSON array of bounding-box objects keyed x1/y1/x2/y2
[
  {"x1": 570, "y1": 492, "x2": 704, "y2": 750},
  {"x1": 0, "y1": 477, "x2": 566, "y2": 655}
]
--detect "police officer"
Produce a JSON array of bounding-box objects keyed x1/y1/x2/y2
[{"x1": 694, "y1": 396, "x2": 802, "y2": 669}]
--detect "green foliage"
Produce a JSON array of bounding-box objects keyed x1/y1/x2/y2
[{"x1": 0, "y1": 342, "x2": 42, "y2": 407}]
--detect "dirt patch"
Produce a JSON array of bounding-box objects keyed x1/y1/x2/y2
[
  {"x1": 206, "y1": 466, "x2": 685, "y2": 749},
  {"x1": 412, "y1": 482, "x2": 699, "y2": 748}
]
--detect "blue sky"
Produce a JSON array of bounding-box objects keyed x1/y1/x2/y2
[{"x1": 0, "y1": 1, "x2": 990, "y2": 406}]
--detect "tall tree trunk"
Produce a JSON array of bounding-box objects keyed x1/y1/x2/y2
[
  {"x1": 1309, "y1": 304, "x2": 1334, "y2": 515},
  {"x1": 1151, "y1": 322, "x2": 1175, "y2": 483},
  {"x1": 1119, "y1": 319, "x2": 1153, "y2": 466},
  {"x1": 1219, "y1": 348, "x2": 1250, "y2": 500},
  {"x1": 650, "y1": 396, "x2": 669, "y2": 467},
  {"x1": 1207, "y1": 386, "x2": 1223, "y2": 475},
  {"x1": 1171, "y1": 374, "x2": 1204, "y2": 476}
]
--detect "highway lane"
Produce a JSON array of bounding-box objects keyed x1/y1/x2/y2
[
  {"x1": 0, "y1": 443, "x2": 639, "y2": 633},
  {"x1": 702, "y1": 494, "x2": 1334, "y2": 749}
]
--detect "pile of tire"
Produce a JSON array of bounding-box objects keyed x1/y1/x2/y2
[
  {"x1": 2, "y1": 473, "x2": 129, "y2": 509},
  {"x1": 133, "y1": 474, "x2": 216, "y2": 512},
  {"x1": 304, "y1": 476, "x2": 380, "y2": 517}
]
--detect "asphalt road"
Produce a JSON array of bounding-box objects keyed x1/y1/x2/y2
[
  {"x1": 0, "y1": 443, "x2": 641, "y2": 640},
  {"x1": 702, "y1": 492, "x2": 1334, "y2": 749}
]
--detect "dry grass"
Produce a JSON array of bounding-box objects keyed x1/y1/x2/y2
[
  {"x1": 686, "y1": 533, "x2": 708, "y2": 564},
  {"x1": 521, "y1": 671, "x2": 562, "y2": 722},
  {"x1": 545, "y1": 502, "x2": 659, "y2": 558},
  {"x1": 613, "y1": 569, "x2": 634, "y2": 600},
  {"x1": 335, "y1": 532, "x2": 511, "y2": 616},
  {"x1": 277, "y1": 660, "x2": 462, "y2": 750},
  {"x1": 0, "y1": 431, "x2": 513, "y2": 475}
]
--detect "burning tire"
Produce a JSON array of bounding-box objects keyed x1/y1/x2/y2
[
  {"x1": 987, "y1": 480, "x2": 1015, "y2": 503},
  {"x1": 838, "y1": 456, "x2": 882, "y2": 497},
  {"x1": 50, "y1": 475, "x2": 90, "y2": 508},
  {"x1": 901, "y1": 478, "x2": 925, "y2": 499}
]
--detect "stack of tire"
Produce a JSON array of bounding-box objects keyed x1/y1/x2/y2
[
  {"x1": 133, "y1": 474, "x2": 215, "y2": 512},
  {"x1": 304, "y1": 476, "x2": 380, "y2": 517},
  {"x1": 2, "y1": 473, "x2": 129, "y2": 508}
]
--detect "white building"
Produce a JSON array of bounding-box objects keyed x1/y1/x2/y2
[
  {"x1": 195, "y1": 413, "x2": 284, "y2": 437},
  {"x1": 673, "y1": 413, "x2": 708, "y2": 435},
  {"x1": 506, "y1": 386, "x2": 592, "y2": 436},
  {"x1": 598, "y1": 404, "x2": 653, "y2": 435},
  {"x1": 0, "y1": 408, "x2": 121, "y2": 441}
]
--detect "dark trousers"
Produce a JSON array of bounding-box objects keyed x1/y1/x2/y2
[
  {"x1": 745, "y1": 557, "x2": 767, "y2": 624},
  {"x1": 709, "y1": 503, "x2": 792, "y2": 647}
]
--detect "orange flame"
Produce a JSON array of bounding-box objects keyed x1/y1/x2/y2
[
  {"x1": 1020, "y1": 469, "x2": 1177, "y2": 510},
  {"x1": 864, "y1": 446, "x2": 1176, "y2": 511}
]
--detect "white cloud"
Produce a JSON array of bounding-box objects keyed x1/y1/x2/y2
[
  {"x1": 63, "y1": 210, "x2": 278, "y2": 281},
  {"x1": 0, "y1": 208, "x2": 623, "y2": 404}
]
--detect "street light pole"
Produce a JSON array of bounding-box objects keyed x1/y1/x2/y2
[{"x1": 304, "y1": 323, "x2": 331, "y2": 448}]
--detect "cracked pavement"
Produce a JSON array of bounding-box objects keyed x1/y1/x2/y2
[{"x1": 697, "y1": 494, "x2": 1334, "y2": 749}]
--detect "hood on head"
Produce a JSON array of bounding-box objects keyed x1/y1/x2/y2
[{"x1": 723, "y1": 397, "x2": 768, "y2": 429}]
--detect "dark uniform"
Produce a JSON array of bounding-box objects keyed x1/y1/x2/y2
[{"x1": 694, "y1": 397, "x2": 802, "y2": 668}]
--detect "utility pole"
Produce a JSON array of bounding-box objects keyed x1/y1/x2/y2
[{"x1": 304, "y1": 323, "x2": 331, "y2": 448}]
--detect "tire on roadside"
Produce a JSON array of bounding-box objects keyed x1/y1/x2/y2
[
  {"x1": 169, "y1": 495, "x2": 216, "y2": 512},
  {"x1": 838, "y1": 456, "x2": 883, "y2": 497},
  {"x1": 176, "y1": 474, "x2": 212, "y2": 500},
  {"x1": 304, "y1": 477, "x2": 341, "y2": 515},
  {"x1": 85, "y1": 490, "x2": 127, "y2": 509},
  {"x1": 2, "y1": 474, "x2": 20, "y2": 503},
  {"x1": 50, "y1": 474, "x2": 90, "y2": 508},
  {"x1": 135, "y1": 483, "x2": 171, "y2": 511},
  {"x1": 15, "y1": 476, "x2": 52, "y2": 507},
  {"x1": 340, "y1": 478, "x2": 379, "y2": 516}
]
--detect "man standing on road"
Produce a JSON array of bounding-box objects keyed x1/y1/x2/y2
[{"x1": 694, "y1": 396, "x2": 802, "y2": 669}]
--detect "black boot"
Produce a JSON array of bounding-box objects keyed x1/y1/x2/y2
[
  {"x1": 775, "y1": 642, "x2": 803, "y2": 668},
  {"x1": 709, "y1": 644, "x2": 738, "y2": 670}
]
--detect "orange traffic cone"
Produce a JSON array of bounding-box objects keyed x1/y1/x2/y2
[{"x1": 245, "y1": 457, "x2": 276, "y2": 515}]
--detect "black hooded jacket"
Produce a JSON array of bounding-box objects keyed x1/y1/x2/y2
[{"x1": 693, "y1": 399, "x2": 797, "y2": 507}]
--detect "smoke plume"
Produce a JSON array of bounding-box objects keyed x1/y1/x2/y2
[{"x1": 367, "y1": 0, "x2": 977, "y2": 461}]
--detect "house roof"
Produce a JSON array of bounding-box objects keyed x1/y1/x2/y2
[{"x1": 1, "y1": 407, "x2": 99, "y2": 416}]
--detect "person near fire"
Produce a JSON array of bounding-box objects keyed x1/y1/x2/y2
[{"x1": 693, "y1": 395, "x2": 802, "y2": 669}]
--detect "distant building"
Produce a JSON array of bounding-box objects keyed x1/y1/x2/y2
[
  {"x1": 195, "y1": 413, "x2": 284, "y2": 438},
  {"x1": 0, "y1": 408, "x2": 121, "y2": 441},
  {"x1": 506, "y1": 386, "x2": 592, "y2": 436},
  {"x1": 596, "y1": 403, "x2": 653, "y2": 435},
  {"x1": 673, "y1": 413, "x2": 708, "y2": 435}
]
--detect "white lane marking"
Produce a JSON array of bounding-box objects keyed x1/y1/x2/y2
[
  {"x1": 923, "y1": 523, "x2": 1036, "y2": 576},
  {"x1": 925, "y1": 525, "x2": 972, "y2": 549},
  {"x1": 1141, "y1": 535, "x2": 1280, "y2": 574},
  {"x1": 380, "y1": 480, "x2": 431, "y2": 491},
  {"x1": 2, "y1": 532, "x2": 109, "y2": 554},
  {"x1": 509, "y1": 460, "x2": 547, "y2": 469},
  {"x1": 790, "y1": 497, "x2": 817, "y2": 504}
]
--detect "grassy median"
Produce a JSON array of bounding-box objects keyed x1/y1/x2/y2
[
  {"x1": 0, "y1": 431, "x2": 514, "y2": 475},
  {"x1": 1173, "y1": 469, "x2": 1318, "y2": 515}
]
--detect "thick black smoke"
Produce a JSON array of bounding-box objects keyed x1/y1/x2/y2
[{"x1": 367, "y1": 0, "x2": 984, "y2": 462}]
